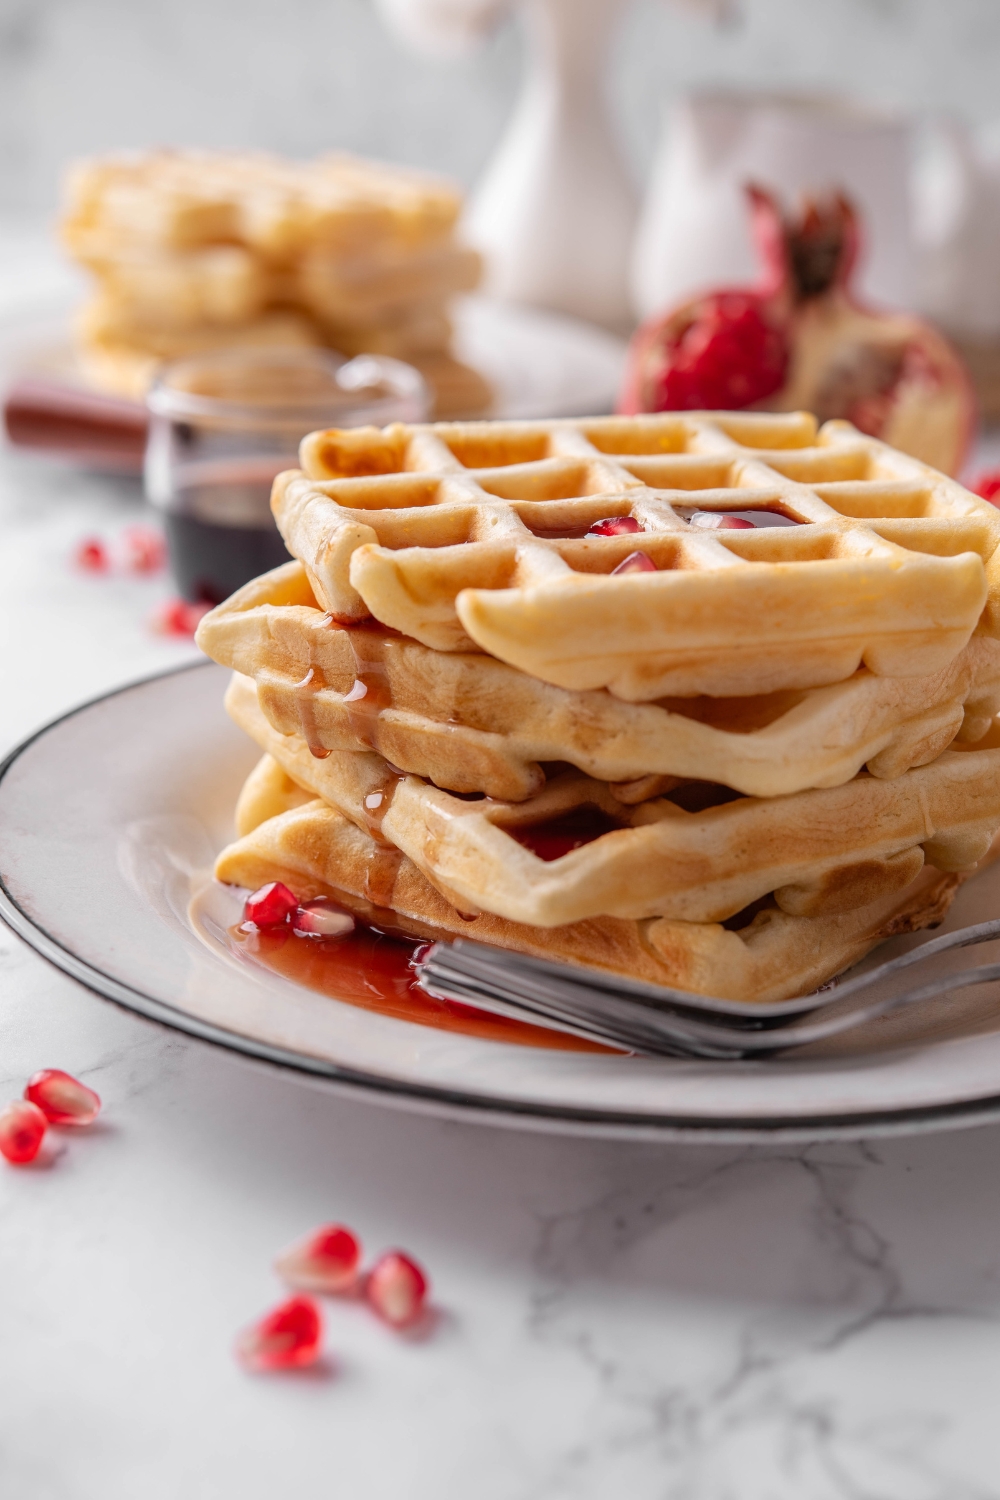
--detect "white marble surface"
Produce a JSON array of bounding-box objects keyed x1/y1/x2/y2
[{"x1": 8, "y1": 262, "x2": 1000, "y2": 1500}]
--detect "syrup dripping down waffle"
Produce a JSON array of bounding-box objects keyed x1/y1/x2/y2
[
  {"x1": 197, "y1": 561, "x2": 1000, "y2": 801},
  {"x1": 272, "y1": 410, "x2": 1000, "y2": 700},
  {"x1": 224, "y1": 672, "x2": 1000, "y2": 929},
  {"x1": 216, "y1": 773, "x2": 988, "y2": 1005}
]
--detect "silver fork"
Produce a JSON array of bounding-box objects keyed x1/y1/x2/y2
[{"x1": 414, "y1": 919, "x2": 1000, "y2": 1059}]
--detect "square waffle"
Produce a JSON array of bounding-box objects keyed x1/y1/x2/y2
[
  {"x1": 62, "y1": 151, "x2": 463, "y2": 262},
  {"x1": 61, "y1": 150, "x2": 491, "y2": 419},
  {"x1": 273, "y1": 410, "x2": 1000, "y2": 700},
  {"x1": 196, "y1": 561, "x2": 1000, "y2": 800},
  {"x1": 224, "y1": 672, "x2": 1000, "y2": 929},
  {"x1": 215, "y1": 774, "x2": 986, "y2": 1005}
]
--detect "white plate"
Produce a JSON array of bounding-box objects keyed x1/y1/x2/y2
[
  {"x1": 0, "y1": 293, "x2": 629, "y2": 425},
  {"x1": 4, "y1": 661, "x2": 1000, "y2": 1143}
]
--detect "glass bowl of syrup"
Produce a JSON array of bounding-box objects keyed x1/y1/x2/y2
[{"x1": 144, "y1": 348, "x2": 429, "y2": 605}]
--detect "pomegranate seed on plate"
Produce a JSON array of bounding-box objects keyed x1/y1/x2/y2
[
  {"x1": 611, "y1": 550, "x2": 657, "y2": 576},
  {"x1": 74, "y1": 537, "x2": 108, "y2": 572},
  {"x1": 243, "y1": 882, "x2": 299, "y2": 929},
  {"x1": 150, "y1": 597, "x2": 212, "y2": 636},
  {"x1": 235, "y1": 1295, "x2": 323, "y2": 1373},
  {"x1": 0, "y1": 1101, "x2": 47, "y2": 1164},
  {"x1": 123, "y1": 525, "x2": 166, "y2": 573},
  {"x1": 366, "y1": 1250, "x2": 429, "y2": 1328},
  {"x1": 25, "y1": 1069, "x2": 101, "y2": 1126},
  {"x1": 291, "y1": 900, "x2": 355, "y2": 939},
  {"x1": 687, "y1": 511, "x2": 755, "y2": 530},
  {"x1": 587, "y1": 515, "x2": 642, "y2": 537},
  {"x1": 275, "y1": 1224, "x2": 362, "y2": 1293}
]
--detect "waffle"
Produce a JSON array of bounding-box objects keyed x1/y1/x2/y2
[
  {"x1": 76, "y1": 312, "x2": 321, "y2": 402},
  {"x1": 61, "y1": 149, "x2": 491, "y2": 419},
  {"x1": 224, "y1": 671, "x2": 1000, "y2": 928},
  {"x1": 62, "y1": 151, "x2": 462, "y2": 261},
  {"x1": 196, "y1": 561, "x2": 1000, "y2": 801},
  {"x1": 296, "y1": 243, "x2": 482, "y2": 328},
  {"x1": 215, "y1": 787, "x2": 982, "y2": 1004},
  {"x1": 272, "y1": 410, "x2": 1000, "y2": 701}
]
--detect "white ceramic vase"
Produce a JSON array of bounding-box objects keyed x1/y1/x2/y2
[
  {"x1": 631, "y1": 92, "x2": 918, "y2": 321},
  {"x1": 464, "y1": 0, "x2": 638, "y2": 332}
]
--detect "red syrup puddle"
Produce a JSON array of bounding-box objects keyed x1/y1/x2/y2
[
  {"x1": 506, "y1": 807, "x2": 624, "y2": 861},
  {"x1": 229, "y1": 920, "x2": 609, "y2": 1053}
]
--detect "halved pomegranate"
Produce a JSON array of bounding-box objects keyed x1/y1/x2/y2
[{"x1": 620, "y1": 185, "x2": 974, "y2": 476}]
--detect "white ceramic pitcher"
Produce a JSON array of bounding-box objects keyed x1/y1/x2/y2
[
  {"x1": 631, "y1": 91, "x2": 918, "y2": 321},
  {"x1": 465, "y1": 0, "x2": 638, "y2": 331}
]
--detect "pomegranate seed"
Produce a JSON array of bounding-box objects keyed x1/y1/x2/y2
[
  {"x1": 656, "y1": 293, "x2": 789, "y2": 412},
  {"x1": 74, "y1": 537, "x2": 108, "y2": 572},
  {"x1": 25, "y1": 1069, "x2": 101, "y2": 1126},
  {"x1": 974, "y1": 471, "x2": 1000, "y2": 505},
  {"x1": 0, "y1": 1100, "x2": 47, "y2": 1164},
  {"x1": 123, "y1": 525, "x2": 166, "y2": 573},
  {"x1": 244, "y1": 882, "x2": 299, "y2": 929},
  {"x1": 611, "y1": 550, "x2": 657, "y2": 576},
  {"x1": 687, "y1": 511, "x2": 755, "y2": 530},
  {"x1": 235, "y1": 1295, "x2": 323, "y2": 1373},
  {"x1": 366, "y1": 1250, "x2": 429, "y2": 1328},
  {"x1": 587, "y1": 515, "x2": 642, "y2": 537},
  {"x1": 150, "y1": 598, "x2": 211, "y2": 636},
  {"x1": 275, "y1": 1224, "x2": 362, "y2": 1293},
  {"x1": 290, "y1": 900, "x2": 355, "y2": 939}
]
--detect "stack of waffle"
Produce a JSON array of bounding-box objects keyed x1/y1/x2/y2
[
  {"x1": 196, "y1": 409, "x2": 1000, "y2": 1004},
  {"x1": 60, "y1": 150, "x2": 491, "y2": 419}
]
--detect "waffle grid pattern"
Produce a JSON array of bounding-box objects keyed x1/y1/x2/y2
[{"x1": 275, "y1": 411, "x2": 1000, "y2": 700}]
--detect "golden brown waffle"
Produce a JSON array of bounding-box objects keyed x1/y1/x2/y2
[
  {"x1": 224, "y1": 672, "x2": 1000, "y2": 928},
  {"x1": 61, "y1": 150, "x2": 491, "y2": 418},
  {"x1": 296, "y1": 243, "x2": 482, "y2": 328},
  {"x1": 197, "y1": 561, "x2": 1000, "y2": 801},
  {"x1": 76, "y1": 312, "x2": 321, "y2": 402},
  {"x1": 62, "y1": 151, "x2": 462, "y2": 261},
  {"x1": 215, "y1": 785, "x2": 980, "y2": 1004},
  {"x1": 273, "y1": 410, "x2": 1000, "y2": 700}
]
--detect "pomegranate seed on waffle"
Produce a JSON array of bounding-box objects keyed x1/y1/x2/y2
[
  {"x1": 270, "y1": 410, "x2": 1000, "y2": 701},
  {"x1": 196, "y1": 561, "x2": 1000, "y2": 802},
  {"x1": 220, "y1": 672, "x2": 1000, "y2": 930},
  {"x1": 197, "y1": 412, "x2": 1000, "y2": 1005}
]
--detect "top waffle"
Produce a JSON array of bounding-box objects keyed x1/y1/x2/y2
[
  {"x1": 62, "y1": 150, "x2": 461, "y2": 262},
  {"x1": 272, "y1": 410, "x2": 1000, "y2": 701}
]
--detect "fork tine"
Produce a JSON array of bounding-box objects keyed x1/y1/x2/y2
[{"x1": 415, "y1": 922, "x2": 1000, "y2": 1061}]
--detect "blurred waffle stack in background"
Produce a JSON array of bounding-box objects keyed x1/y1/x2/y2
[{"x1": 60, "y1": 149, "x2": 492, "y2": 419}]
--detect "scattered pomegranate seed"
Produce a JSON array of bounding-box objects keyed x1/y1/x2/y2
[
  {"x1": 150, "y1": 598, "x2": 212, "y2": 636},
  {"x1": 974, "y1": 472, "x2": 1000, "y2": 505},
  {"x1": 586, "y1": 515, "x2": 642, "y2": 537},
  {"x1": 74, "y1": 537, "x2": 109, "y2": 572},
  {"x1": 291, "y1": 900, "x2": 356, "y2": 939},
  {"x1": 25, "y1": 1069, "x2": 101, "y2": 1126},
  {"x1": 687, "y1": 511, "x2": 755, "y2": 530},
  {"x1": 244, "y1": 882, "x2": 300, "y2": 929},
  {"x1": 235, "y1": 1295, "x2": 323, "y2": 1373},
  {"x1": 0, "y1": 1100, "x2": 47, "y2": 1164},
  {"x1": 275, "y1": 1224, "x2": 362, "y2": 1293},
  {"x1": 123, "y1": 525, "x2": 166, "y2": 573},
  {"x1": 611, "y1": 550, "x2": 657, "y2": 576},
  {"x1": 366, "y1": 1250, "x2": 429, "y2": 1328}
]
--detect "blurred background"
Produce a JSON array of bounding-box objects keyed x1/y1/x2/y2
[
  {"x1": 3, "y1": 0, "x2": 1000, "y2": 216},
  {"x1": 5, "y1": 0, "x2": 1000, "y2": 643}
]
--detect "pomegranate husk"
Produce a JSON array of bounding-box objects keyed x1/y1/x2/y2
[{"x1": 619, "y1": 184, "x2": 975, "y2": 478}]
